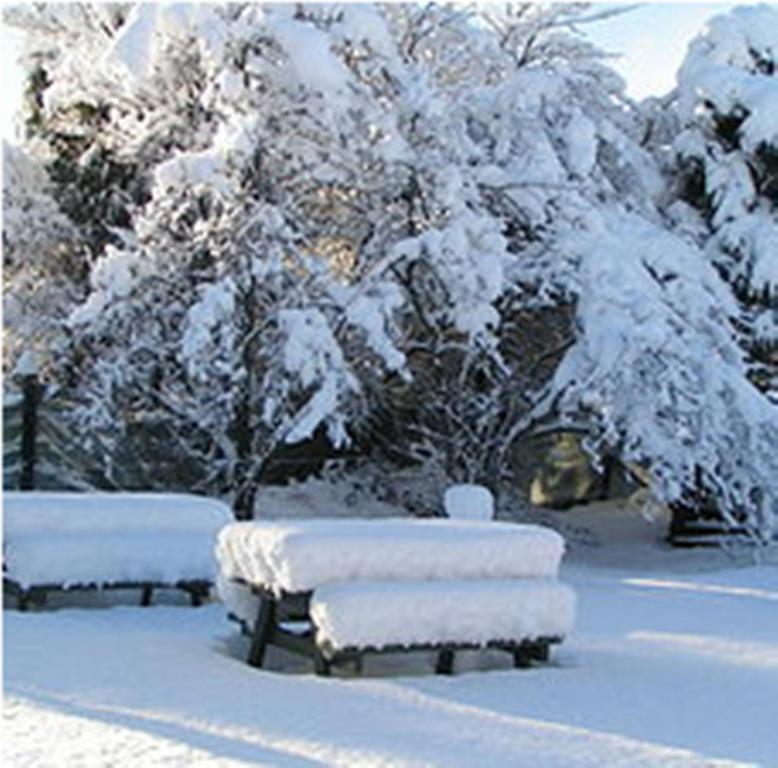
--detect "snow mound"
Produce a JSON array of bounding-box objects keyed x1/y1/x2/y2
[
  {"x1": 216, "y1": 518, "x2": 565, "y2": 594},
  {"x1": 311, "y1": 579, "x2": 576, "y2": 651},
  {"x1": 4, "y1": 492, "x2": 232, "y2": 588},
  {"x1": 444, "y1": 484, "x2": 494, "y2": 520}
]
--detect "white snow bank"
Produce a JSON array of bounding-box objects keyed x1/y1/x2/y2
[
  {"x1": 311, "y1": 579, "x2": 576, "y2": 652},
  {"x1": 444, "y1": 484, "x2": 494, "y2": 520},
  {"x1": 216, "y1": 518, "x2": 565, "y2": 594},
  {"x1": 4, "y1": 492, "x2": 232, "y2": 588}
]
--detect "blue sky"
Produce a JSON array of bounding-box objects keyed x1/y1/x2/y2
[
  {"x1": 0, "y1": 3, "x2": 740, "y2": 140},
  {"x1": 585, "y1": 3, "x2": 736, "y2": 99}
]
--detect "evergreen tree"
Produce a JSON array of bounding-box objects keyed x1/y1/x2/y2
[{"x1": 672, "y1": 4, "x2": 778, "y2": 399}]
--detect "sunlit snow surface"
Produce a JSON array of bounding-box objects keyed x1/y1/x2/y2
[{"x1": 5, "y1": 501, "x2": 778, "y2": 767}]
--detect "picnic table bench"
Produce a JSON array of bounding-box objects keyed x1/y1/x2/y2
[
  {"x1": 3, "y1": 492, "x2": 232, "y2": 609},
  {"x1": 216, "y1": 518, "x2": 576, "y2": 675}
]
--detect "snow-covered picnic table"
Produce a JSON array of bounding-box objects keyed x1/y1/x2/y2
[
  {"x1": 3, "y1": 492, "x2": 232, "y2": 609},
  {"x1": 216, "y1": 518, "x2": 576, "y2": 675}
]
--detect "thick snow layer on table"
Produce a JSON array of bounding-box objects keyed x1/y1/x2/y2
[
  {"x1": 444, "y1": 484, "x2": 494, "y2": 520},
  {"x1": 216, "y1": 518, "x2": 565, "y2": 594},
  {"x1": 311, "y1": 579, "x2": 576, "y2": 651},
  {"x1": 4, "y1": 492, "x2": 232, "y2": 588},
  {"x1": 4, "y1": 492, "x2": 231, "y2": 533}
]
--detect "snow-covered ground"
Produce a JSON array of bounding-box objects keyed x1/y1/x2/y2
[{"x1": 4, "y1": 501, "x2": 778, "y2": 767}]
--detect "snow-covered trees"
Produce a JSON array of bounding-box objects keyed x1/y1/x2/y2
[
  {"x1": 4, "y1": 3, "x2": 778, "y2": 539},
  {"x1": 3, "y1": 141, "x2": 80, "y2": 374},
  {"x1": 673, "y1": 5, "x2": 778, "y2": 399},
  {"x1": 550, "y1": 210, "x2": 778, "y2": 540},
  {"x1": 7, "y1": 4, "x2": 429, "y2": 509},
  {"x1": 350, "y1": 4, "x2": 662, "y2": 491}
]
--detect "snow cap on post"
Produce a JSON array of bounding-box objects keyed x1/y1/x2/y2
[{"x1": 444, "y1": 484, "x2": 494, "y2": 521}]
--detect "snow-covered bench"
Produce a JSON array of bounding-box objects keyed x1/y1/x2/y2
[
  {"x1": 216, "y1": 518, "x2": 575, "y2": 675},
  {"x1": 3, "y1": 492, "x2": 232, "y2": 609},
  {"x1": 311, "y1": 579, "x2": 576, "y2": 672}
]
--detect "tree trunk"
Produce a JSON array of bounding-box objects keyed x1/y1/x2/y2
[{"x1": 20, "y1": 374, "x2": 41, "y2": 491}]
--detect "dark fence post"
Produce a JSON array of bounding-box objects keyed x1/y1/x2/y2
[{"x1": 20, "y1": 373, "x2": 41, "y2": 490}]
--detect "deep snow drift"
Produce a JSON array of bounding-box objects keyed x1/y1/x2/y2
[{"x1": 4, "y1": 501, "x2": 778, "y2": 767}]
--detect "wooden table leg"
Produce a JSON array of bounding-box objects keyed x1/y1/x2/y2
[
  {"x1": 313, "y1": 647, "x2": 331, "y2": 677},
  {"x1": 187, "y1": 584, "x2": 207, "y2": 607},
  {"x1": 435, "y1": 649, "x2": 455, "y2": 675},
  {"x1": 529, "y1": 641, "x2": 550, "y2": 662},
  {"x1": 19, "y1": 588, "x2": 47, "y2": 611},
  {"x1": 513, "y1": 647, "x2": 533, "y2": 668},
  {"x1": 248, "y1": 597, "x2": 276, "y2": 668}
]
